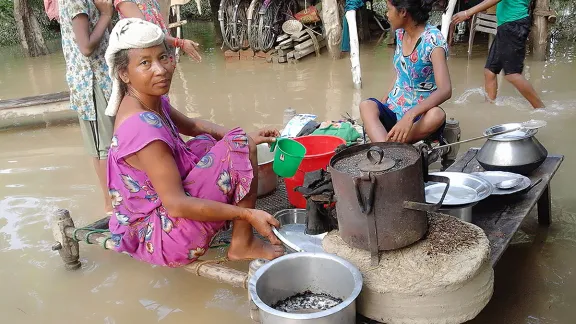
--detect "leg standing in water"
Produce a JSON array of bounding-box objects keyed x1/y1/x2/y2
[
  {"x1": 453, "y1": 0, "x2": 545, "y2": 109},
  {"x1": 227, "y1": 137, "x2": 285, "y2": 260},
  {"x1": 360, "y1": 0, "x2": 451, "y2": 144},
  {"x1": 59, "y1": 0, "x2": 116, "y2": 215}
]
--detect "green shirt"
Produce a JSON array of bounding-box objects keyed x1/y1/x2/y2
[{"x1": 496, "y1": 0, "x2": 530, "y2": 26}]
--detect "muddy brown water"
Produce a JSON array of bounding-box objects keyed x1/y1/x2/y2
[{"x1": 1, "y1": 22, "x2": 576, "y2": 323}]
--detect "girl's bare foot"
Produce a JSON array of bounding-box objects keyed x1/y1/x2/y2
[{"x1": 227, "y1": 235, "x2": 284, "y2": 261}]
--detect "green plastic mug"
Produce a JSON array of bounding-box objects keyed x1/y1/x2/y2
[{"x1": 269, "y1": 138, "x2": 307, "y2": 178}]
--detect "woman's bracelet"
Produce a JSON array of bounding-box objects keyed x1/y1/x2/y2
[{"x1": 173, "y1": 37, "x2": 185, "y2": 48}]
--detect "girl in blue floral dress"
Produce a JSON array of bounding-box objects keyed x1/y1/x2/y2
[{"x1": 360, "y1": 0, "x2": 452, "y2": 144}]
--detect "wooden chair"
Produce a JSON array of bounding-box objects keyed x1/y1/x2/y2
[{"x1": 468, "y1": 12, "x2": 497, "y2": 58}]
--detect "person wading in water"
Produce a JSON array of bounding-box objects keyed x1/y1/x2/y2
[{"x1": 452, "y1": 0, "x2": 545, "y2": 109}]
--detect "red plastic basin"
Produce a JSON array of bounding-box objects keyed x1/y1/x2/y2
[{"x1": 283, "y1": 135, "x2": 346, "y2": 208}]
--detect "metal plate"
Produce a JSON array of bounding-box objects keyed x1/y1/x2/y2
[
  {"x1": 483, "y1": 123, "x2": 537, "y2": 141},
  {"x1": 271, "y1": 209, "x2": 326, "y2": 253},
  {"x1": 471, "y1": 171, "x2": 531, "y2": 195},
  {"x1": 425, "y1": 172, "x2": 494, "y2": 206}
]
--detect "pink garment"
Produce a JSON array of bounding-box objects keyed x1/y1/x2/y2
[
  {"x1": 44, "y1": 0, "x2": 59, "y2": 21},
  {"x1": 107, "y1": 98, "x2": 253, "y2": 267},
  {"x1": 114, "y1": 0, "x2": 169, "y2": 35}
]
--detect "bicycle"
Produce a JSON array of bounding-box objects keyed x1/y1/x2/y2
[{"x1": 219, "y1": 0, "x2": 251, "y2": 51}]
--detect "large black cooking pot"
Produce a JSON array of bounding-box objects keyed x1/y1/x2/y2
[{"x1": 328, "y1": 143, "x2": 450, "y2": 264}]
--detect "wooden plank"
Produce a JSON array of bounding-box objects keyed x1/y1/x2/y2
[
  {"x1": 277, "y1": 48, "x2": 294, "y2": 56},
  {"x1": 277, "y1": 38, "x2": 293, "y2": 47},
  {"x1": 0, "y1": 91, "x2": 69, "y2": 110},
  {"x1": 294, "y1": 35, "x2": 325, "y2": 51},
  {"x1": 446, "y1": 148, "x2": 564, "y2": 266},
  {"x1": 278, "y1": 56, "x2": 287, "y2": 63},
  {"x1": 290, "y1": 29, "x2": 308, "y2": 40},
  {"x1": 276, "y1": 34, "x2": 290, "y2": 42},
  {"x1": 287, "y1": 50, "x2": 295, "y2": 59},
  {"x1": 294, "y1": 40, "x2": 326, "y2": 60},
  {"x1": 294, "y1": 34, "x2": 311, "y2": 43},
  {"x1": 168, "y1": 20, "x2": 187, "y2": 29}
]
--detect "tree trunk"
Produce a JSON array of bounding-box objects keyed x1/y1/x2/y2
[
  {"x1": 13, "y1": 0, "x2": 49, "y2": 57},
  {"x1": 321, "y1": 0, "x2": 342, "y2": 59},
  {"x1": 210, "y1": 0, "x2": 223, "y2": 44}
]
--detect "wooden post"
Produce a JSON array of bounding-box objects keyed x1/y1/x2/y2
[
  {"x1": 248, "y1": 259, "x2": 268, "y2": 322},
  {"x1": 532, "y1": 0, "x2": 550, "y2": 61},
  {"x1": 322, "y1": 0, "x2": 343, "y2": 59},
  {"x1": 441, "y1": 0, "x2": 459, "y2": 40},
  {"x1": 51, "y1": 209, "x2": 81, "y2": 270},
  {"x1": 346, "y1": 10, "x2": 362, "y2": 89}
]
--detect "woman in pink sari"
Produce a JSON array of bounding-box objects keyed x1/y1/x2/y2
[{"x1": 104, "y1": 18, "x2": 283, "y2": 267}]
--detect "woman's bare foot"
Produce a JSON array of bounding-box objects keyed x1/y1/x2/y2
[{"x1": 227, "y1": 235, "x2": 284, "y2": 261}]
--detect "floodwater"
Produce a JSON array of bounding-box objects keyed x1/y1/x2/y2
[{"x1": 1, "y1": 21, "x2": 576, "y2": 323}]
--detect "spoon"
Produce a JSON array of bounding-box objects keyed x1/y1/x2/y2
[{"x1": 495, "y1": 178, "x2": 523, "y2": 190}]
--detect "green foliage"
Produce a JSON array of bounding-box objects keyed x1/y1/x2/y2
[
  {"x1": 0, "y1": 0, "x2": 60, "y2": 46},
  {"x1": 180, "y1": 0, "x2": 213, "y2": 20}
]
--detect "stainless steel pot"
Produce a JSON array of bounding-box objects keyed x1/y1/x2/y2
[
  {"x1": 249, "y1": 252, "x2": 363, "y2": 324},
  {"x1": 477, "y1": 123, "x2": 548, "y2": 175},
  {"x1": 257, "y1": 144, "x2": 278, "y2": 197},
  {"x1": 439, "y1": 202, "x2": 477, "y2": 223}
]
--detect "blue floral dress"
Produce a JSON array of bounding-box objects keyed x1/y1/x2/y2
[{"x1": 386, "y1": 24, "x2": 449, "y2": 120}]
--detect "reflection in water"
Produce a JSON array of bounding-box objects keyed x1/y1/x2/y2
[{"x1": 1, "y1": 22, "x2": 576, "y2": 323}]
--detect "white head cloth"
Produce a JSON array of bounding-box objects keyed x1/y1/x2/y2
[{"x1": 104, "y1": 18, "x2": 165, "y2": 116}]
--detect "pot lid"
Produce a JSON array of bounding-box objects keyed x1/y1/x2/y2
[
  {"x1": 483, "y1": 123, "x2": 537, "y2": 141},
  {"x1": 359, "y1": 146, "x2": 397, "y2": 172}
]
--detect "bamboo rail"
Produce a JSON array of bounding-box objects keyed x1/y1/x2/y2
[{"x1": 51, "y1": 209, "x2": 250, "y2": 289}]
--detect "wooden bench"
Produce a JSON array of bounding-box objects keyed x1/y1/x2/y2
[{"x1": 445, "y1": 148, "x2": 563, "y2": 266}]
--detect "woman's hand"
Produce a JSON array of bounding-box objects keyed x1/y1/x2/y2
[
  {"x1": 249, "y1": 128, "x2": 280, "y2": 145},
  {"x1": 182, "y1": 39, "x2": 202, "y2": 62},
  {"x1": 386, "y1": 115, "x2": 414, "y2": 143},
  {"x1": 246, "y1": 209, "x2": 282, "y2": 245},
  {"x1": 452, "y1": 11, "x2": 470, "y2": 25}
]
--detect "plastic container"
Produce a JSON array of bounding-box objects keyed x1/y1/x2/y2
[
  {"x1": 271, "y1": 138, "x2": 307, "y2": 178},
  {"x1": 284, "y1": 135, "x2": 346, "y2": 208}
]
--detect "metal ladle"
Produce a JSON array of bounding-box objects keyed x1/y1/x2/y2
[{"x1": 433, "y1": 119, "x2": 547, "y2": 151}]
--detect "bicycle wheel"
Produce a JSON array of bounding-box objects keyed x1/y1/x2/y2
[
  {"x1": 219, "y1": 0, "x2": 240, "y2": 51},
  {"x1": 234, "y1": 0, "x2": 250, "y2": 50},
  {"x1": 247, "y1": 0, "x2": 261, "y2": 51},
  {"x1": 258, "y1": 0, "x2": 283, "y2": 52}
]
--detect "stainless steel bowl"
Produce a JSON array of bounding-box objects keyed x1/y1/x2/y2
[
  {"x1": 426, "y1": 172, "x2": 494, "y2": 206},
  {"x1": 272, "y1": 209, "x2": 326, "y2": 253},
  {"x1": 258, "y1": 143, "x2": 278, "y2": 197},
  {"x1": 477, "y1": 123, "x2": 548, "y2": 175},
  {"x1": 249, "y1": 252, "x2": 363, "y2": 324}
]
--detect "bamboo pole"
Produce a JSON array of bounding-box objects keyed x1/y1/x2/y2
[
  {"x1": 346, "y1": 10, "x2": 362, "y2": 89},
  {"x1": 441, "y1": 0, "x2": 459, "y2": 40},
  {"x1": 53, "y1": 209, "x2": 249, "y2": 288}
]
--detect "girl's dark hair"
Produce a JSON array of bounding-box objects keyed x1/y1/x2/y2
[{"x1": 389, "y1": 0, "x2": 437, "y2": 25}]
